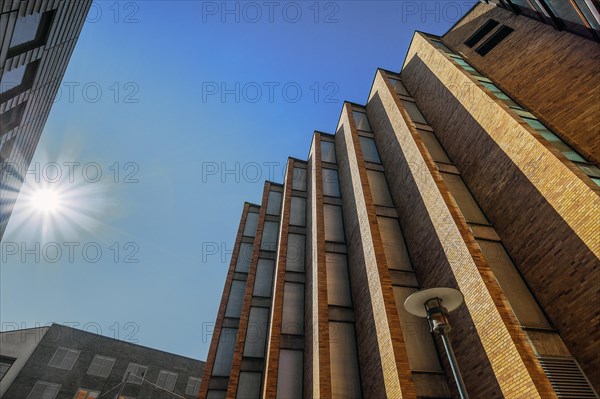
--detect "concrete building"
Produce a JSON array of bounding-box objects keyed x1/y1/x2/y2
[
  {"x1": 0, "y1": 323, "x2": 205, "y2": 398},
  {"x1": 199, "y1": 2, "x2": 599, "y2": 398},
  {"x1": 0, "y1": 0, "x2": 92, "y2": 239}
]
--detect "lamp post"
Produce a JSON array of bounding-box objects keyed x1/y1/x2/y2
[{"x1": 404, "y1": 287, "x2": 470, "y2": 399}]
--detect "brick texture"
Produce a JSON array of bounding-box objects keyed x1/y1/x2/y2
[
  {"x1": 443, "y1": 3, "x2": 600, "y2": 165},
  {"x1": 199, "y1": 203, "x2": 256, "y2": 399},
  {"x1": 263, "y1": 159, "x2": 295, "y2": 398},
  {"x1": 401, "y1": 32, "x2": 600, "y2": 390},
  {"x1": 335, "y1": 103, "x2": 417, "y2": 399},
  {"x1": 367, "y1": 68, "x2": 555, "y2": 398}
]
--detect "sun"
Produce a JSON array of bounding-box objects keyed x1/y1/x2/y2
[{"x1": 30, "y1": 188, "x2": 62, "y2": 214}]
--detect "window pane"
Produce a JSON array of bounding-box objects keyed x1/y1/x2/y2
[
  {"x1": 512, "y1": 108, "x2": 536, "y2": 119},
  {"x1": 0, "y1": 137, "x2": 16, "y2": 162},
  {"x1": 450, "y1": 55, "x2": 480, "y2": 75},
  {"x1": 367, "y1": 170, "x2": 394, "y2": 207},
  {"x1": 353, "y1": 111, "x2": 372, "y2": 132},
  {"x1": 0, "y1": 102, "x2": 27, "y2": 135},
  {"x1": 261, "y1": 221, "x2": 279, "y2": 251},
  {"x1": 186, "y1": 377, "x2": 202, "y2": 395},
  {"x1": 359, "y1": 136, "x2": 381, "y2": 164},
  {"x1": 377, "y1": 217, "x2": 412, "y2": 271},
  {"x1": 125, "y1": 363, "x2": 147, "y2": 384},
  {"x1": 0, "y1": 65, "x2": 26, "y2": 94},
  {"x1": 440, "y1": 172, "x2": 489, "y2": 225},
  {"x1": 402, "y1": 101, "x2": 428, "y2": 125},
  {"x1": 266, "y1": 191, "x2": 283, "y2": 215},
  {"x1": 523, "y1": 117, "x2": 550, "y2": 133},
  {"x1": 28, "y1": 382, "x2": 61, "y2": 399},
  {"x1": 168, "y1": 373, "x2": 177, "y2": 390},
  {"x1": 329, "y1": 323, "x2": 362, "y2": 398},
  {"x1": 99, "y1": 357, "x2": 115, "y2": 378},
  {"x1": 286, "y1": 234, "x2": 305, "y2": 272},
  {"x1": 326, "y1": 253, "x2": 352, "y2": 307},
  {"x1": 573, "y1": 0, "x2": 600, "y2": 29},
  {"x1": 28, "y1": 382, "x2": 48, "y2": 399},
  {"x1": 10, "y1": 13, "x2": 42, "y2": 47},
  {"x1": 157, "y1": 371, "x2": 177, "y2": 391},
  {"x1": 430, "y1": 38, "x2": 453, "y2": 53},
  {"x1": 523, "y1": 118, "x2": 587, "y2": 163},
  {"x1": 392, "y1": 286, "x2": 443, "y2": 371},
  {"x1": 416, "y1": 129, "x2": 451, "y2": 163},
  {"x1": 464, "y1": 20, "x2": 500, "y2": 48},
  {"x1": 276, "y1": 350, "x2": 303, "y2": 398},
  {"x1": 480, "y1": 82, "x2": 519, "y2": 108},
  {"x1": 511, "y1": 0, "x2": 534, "y2": 8},
  {"x1": 576, "y1": 163, "x2": 600, "y2": 178},
  {"x1": 48, "y1": 348, "x2": 67, "y2": 368},
  {"x1": 479, "y1": 81, "x2": 503, "y2": 98},
  {"x1": 282, "y1": 283, "x2": 304, "y2": 335},
  {"x1": 477, "y1": 239, "x2": 551, "y2": 328},
  {"x1": 43, "y1": 384, "x2": 61, "y2": 399},
  {"x1": 213, "y1": 328, "x2": 238, "y2": 376},
  {"x1": 243, "y1": 212, "x2": 259, "y2": 237},
  {"x1": 254, "y1": 259, "x2": 274, "y2": 297},
  {"x1": 388, "y1": 78, "x2": 410, "y2": 96},
  {"x1": 324, "y1": 205, "x2": 345, "y2": 243},
  {"x1": 48, "y1": 347, "x2": 79, "y2": 370},
  {"x1": 87, "y1": 355, "x2": 115, "y2": 378},
  {"x1": 62, "y1": 350, "x2": 78, "y2": 369},
  {"x1": 292, "y1": 167, "x2": 307, "y2": 191},
  {"x1": 475, "y1": 26, "x2": 513, "y2": 56},
  {"x1": 244, "y1": 307, "x2": 269, "y2": 357},
  {"x1": 236, "y1": 243, "x2": 253, "y2": 272},
  {"x1": 207, "y1": 391, "x2": 227, "y2": 399},
  {"x1": 545, "y1": 0, "x2": 585, "y2": 24},
  {"x1": 322, "y1": 168, "x2": 341, "y2": 197},
  {"x1": 225, "y1": 280, "x2": 246, "y2": 318},
  {"x1": 136, "y1": 365, "x2": 148, "y2": 383},
  {"x1": 237, "y1": 372, "x2": 262, "y2": 399},
  {"x1": 321, "y1": 141, "x2": 336, "y2": 163},
  {"x1": 290, "y1": 196, "x2": 306, "y2": 226}
]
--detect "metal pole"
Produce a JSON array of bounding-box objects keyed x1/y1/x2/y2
[
  {"x1": 114, "y1": 371, "x2": 130, "y2": 399},
  {"x1": 440, "y1": 331, "x2": 469, "y2": 399}
]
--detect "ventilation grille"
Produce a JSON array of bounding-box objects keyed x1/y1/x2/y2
[{"x1": 538, "y1": 356, "x2": 598, "y2": 398}]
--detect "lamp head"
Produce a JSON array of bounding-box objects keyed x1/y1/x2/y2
[
  {"x1": 404, "y1": 287, "x2": 465, "y2": 334},
  {"x1": 425, "y1": 297, "x2": 451, "y2": 333}
]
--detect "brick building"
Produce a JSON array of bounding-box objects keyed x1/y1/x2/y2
[
  {"x1": 198, "y1": 1, "x2": 599, "y2": 398},
  {"x1": 0, "y1": 0, "x2": 92, "y2": 239},
  {"x1": 0, "y1": 323, "x2": 205, "y2": 398}
]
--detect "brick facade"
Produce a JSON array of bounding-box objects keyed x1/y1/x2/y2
[{"x1": 199, "y1": 5, "x2": 598, "y2": 397}]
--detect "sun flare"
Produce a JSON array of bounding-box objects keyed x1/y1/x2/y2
[{"x1": 30, "y1": 188, "x2": 62, "y2": 214}]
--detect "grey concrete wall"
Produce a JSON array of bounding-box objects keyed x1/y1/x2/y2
[{"x1": 0, "y1": 327, "x2": 48, "y2": 397}]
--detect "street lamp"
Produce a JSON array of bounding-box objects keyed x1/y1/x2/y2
[{"x1": 404, "y1": 287, "x2": 469, "y2": 399}]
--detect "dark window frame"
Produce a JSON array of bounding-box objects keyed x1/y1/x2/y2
[
  {"x1": 505, "y1": 0, "x2": 599, "y2": 41},
  {"x1": 0, "y1": 101, "x2": 27, "y2": 135},
  {"x1": 541, "y1": 0, "x2": 600, "y2": 40},
  {"x1": 7, "y1": 10, "x2": 56, "y2": 58},
  {"x1": 464, "y1": 19, "x2": 500, "y2": 47},
  {"x1": 475, "y1": 25, "x2": 515, "y2": 55},
  {"x1": 0, "y1": 137, "x2": 17, "y2": 166},
  {"x1": 0, "y1": 60, "x2": 40, "y2": 103}
]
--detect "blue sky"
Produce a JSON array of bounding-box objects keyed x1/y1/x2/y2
[{"x1": 1, "y1": 1, "x2": 476, "y2": 360}]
